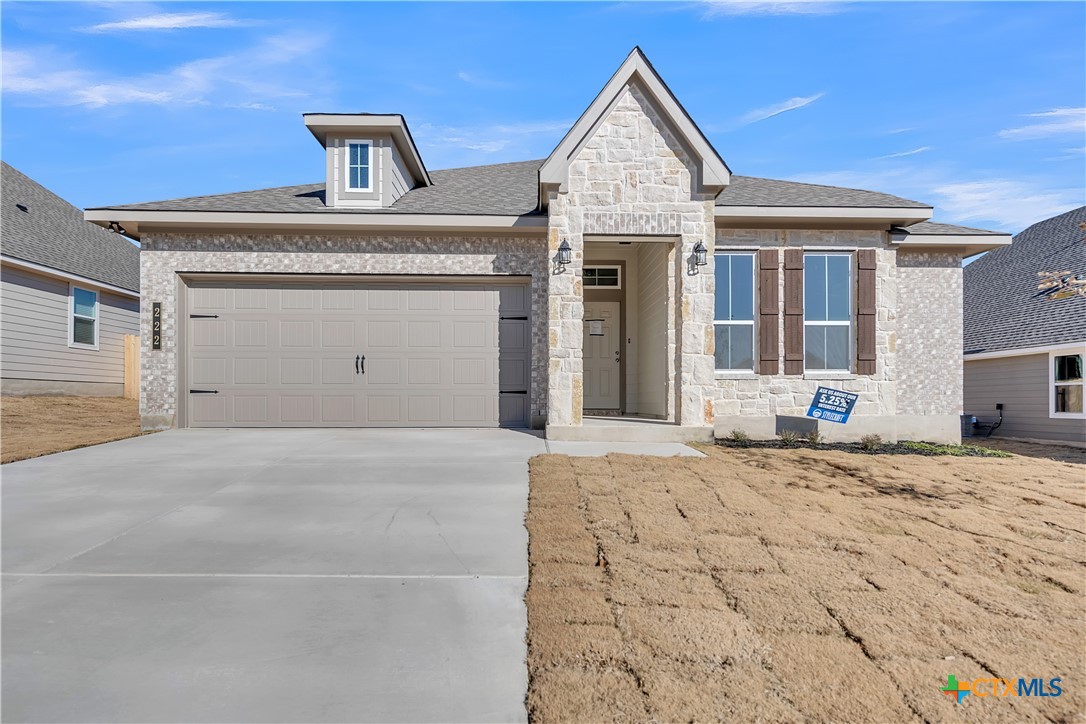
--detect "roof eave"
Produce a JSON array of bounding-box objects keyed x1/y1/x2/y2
[
  {"x1": 84, "y1": 209, "x2": 547, "y2": 238},
  {"x1": 890, "y1": 230, "x2": 1013, "y2": 257},
  {"x1": 0, "y1": 254, "x2": 139, "y2": 297},
  {"x1": 964, "y1": 341, "x2": 1086, "y2": 360}
]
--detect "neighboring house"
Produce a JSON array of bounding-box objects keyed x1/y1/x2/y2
[
  {"x1": 86, "y1": 48, "x2": 1011, "y2": 442},
  {"x1": 1, "y1": 162, "x2": 140, "y2": 396},
  {"x1": 963, "y1": 207, "x2": 1086, "y2": 445}
]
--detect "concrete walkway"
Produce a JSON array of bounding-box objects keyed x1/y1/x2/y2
[{"x1": 2, "y1": 429, "x2": 547, "y2": 723}]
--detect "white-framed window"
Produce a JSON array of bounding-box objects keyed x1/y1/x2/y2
[
  {"x1": 583, "y1": 266, "x2": 622, "y2": 289},
  {"x1": 713, "y1": 252, "x2": 755, "y2": 371},
  {"x1": 1051, "y1": 351, "x2": 1084, "y2": 418},
  {"x1": 804, "y1": 253, "x2": 852, "y2": 371},
  {"x1": 69, "y1": 285, "x2": 99, "y2": 350},
  {"x1": 346, "y1": 140, "x2": 373, "y2": 192}
]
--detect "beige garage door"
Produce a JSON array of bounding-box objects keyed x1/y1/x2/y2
[{"x1": 184, "y1": 278, "x2": 530, "y2": 428}]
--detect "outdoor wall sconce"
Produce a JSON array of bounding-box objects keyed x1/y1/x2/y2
[
  {"x1": 689, "y1": 241, "x2": 708, "y2": 274},
  {"x1": 694, "y1": 241, "x2": 708, "y2": 267},
  {"x1": 555, "y1": 240, "x2": 573, "y2": 273}
]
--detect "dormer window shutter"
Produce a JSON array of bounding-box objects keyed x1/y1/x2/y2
[
  {"x1": 783, "y1": 248, "x2": 804, "y2": 375},
  {"x1": 855, "y1": 248, "x2": 878, "y2": 375},
  {"x1": 758, "y1": 248, "x2": 779, "y2": 375}
]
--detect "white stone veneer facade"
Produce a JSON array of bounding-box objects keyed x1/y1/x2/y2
[{"x1": 545, "y1": 83, "x2": 717, "y2": 432}]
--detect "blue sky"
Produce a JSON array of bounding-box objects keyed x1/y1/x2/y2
[{"x1": 3, "y1": 1, "x2": 1083, "y2": 232}]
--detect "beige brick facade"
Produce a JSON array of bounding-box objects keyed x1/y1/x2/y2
[
  {"x1": 139, "y1": 233, "x2": 548, "y2": 429},
  {"x1": 897, "y1": 251, "x2": 963, "y2": 416}
]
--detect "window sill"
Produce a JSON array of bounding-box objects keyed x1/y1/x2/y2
[
  {"x1": 715, "y1": 371, "x2": 759, "y2": 380},
  {"x1": 1050, "y1": 413, "x2": 1086, "y2": 420},
  {"x1": 803, "y1": 372, "x2": 856, "y2": 381}
]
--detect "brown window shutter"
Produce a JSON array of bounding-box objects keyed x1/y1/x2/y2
[
  {"x1": 757, "y1": 249, "x2": 779, "y2": 375},
  {"x1": 783, "y1": 249, "x2": 804, "y2": 375},
  {"x1": 855, "y1": 249, "x2": 877, "y2": 375}
]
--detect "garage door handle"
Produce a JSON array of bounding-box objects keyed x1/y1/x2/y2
[
  {"x1": 360, "y1": 355, "x2": 365, "y2": 374},
  {"x1": 355, "y1": 355, "x2": 360, "y2": 375}
]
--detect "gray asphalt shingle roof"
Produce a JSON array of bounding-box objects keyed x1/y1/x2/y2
[
  {"x1": 717, "y1": 175, "x2": 930, "y2": 209},
  {"x1": 90, "y1": 159, "x2": 931, "y2": 216},
  {"x1": 963, "y1": 206, "x2": 1086, "y2": 354},
  {"x1": 2, "y1": 162, "x2": 139, "y2": 292},
  {"x1": 92, "y1": 160, "x2": 546, "y2": 217},
  {"x1": 899, "y1": 221, "x2": 1007, "y2": 235}
]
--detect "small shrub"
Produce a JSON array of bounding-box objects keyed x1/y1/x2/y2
[
  {"x1": 804, "y1": 429, "x2": 824, "y2": 446},
  {"x1": 729, "y1": 428, "x2": 750, "y2": 442},
  {"x1": 860, "y1": 434, "x2": 883, "y2": 451},
  {"x1": 778, "y1": 429, "x2": 801, "y2": 446}
]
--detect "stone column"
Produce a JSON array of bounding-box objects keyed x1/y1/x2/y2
[{"x1": 545, "y1": 194, "x2": 584, "y2": 428}]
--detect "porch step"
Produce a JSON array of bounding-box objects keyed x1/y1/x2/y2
[{"x1": 546, "y1": 422, "x2": 714, "y2": 443}]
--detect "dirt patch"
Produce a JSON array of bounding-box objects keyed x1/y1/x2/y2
[
  {"x1": 1, "y1": 396, "x2": 145, "y2": 463},
  {"x1": 526, "y1": 446, "x2": 1085, "y2": 723},
  {"x1": 970, "y1": 437, "x2": 1086, "y2": 465},
  {"x1": 717, "y1": 437, "x2": 1012, "y2": 457}
]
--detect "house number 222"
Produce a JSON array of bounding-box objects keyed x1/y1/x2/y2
[{"x1": 152, "y1": 302, "x2": 162, "y2": 350}]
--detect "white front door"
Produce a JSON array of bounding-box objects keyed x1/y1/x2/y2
[{"x1": 583, "y1": 301, "x2": 620, "y2": 410}]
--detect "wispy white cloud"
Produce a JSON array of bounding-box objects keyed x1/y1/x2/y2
[
  {"x1": 702, "y1": 0, "x2": 841, "y2": 17},
  {"x1": 738, "y1": 93, "x2": 824, "y2": 125},
  {"x1": 792, "y1": 166, "x2": 1083, "y2": 231},
  {"x1": 418, "y1": 119, "x2": 572, "y2": 157},
  {"x1": 82, "y1": 12, "x2": 246, "y2": 32},
  {"x1": 931, "y1": 180, "x2": 1082, "y2": 230},
  {"x1": 457, "y1": 70, "x2": 512, "y2": 89},
  {"x1": 2, "y1": 32, "x2": 325, "y2": 109},
  {"x1": 875, "y1": 146, "x2": 932, "y2": 160},
  {"x1": 999, "y1": 107, "x2": 1085, "y2": 140}
]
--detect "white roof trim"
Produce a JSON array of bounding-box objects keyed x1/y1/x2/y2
[
  {"x1": 85, "y1": 209, "x2": 547, "y2": 238},
  {"x1": 715, "y1": 205, "x2": 932, "y2": 227},
  {"x1": 964, "y1": 340, "x2": 1085, "y2": 360},
  {"x1": 539, "y1": 47, "x2": 730, "y2": 202},
  {"x1": 1, "y1": 254, "x2": 139, "y2": 297},
  {"x1": 717, "y1": 206, "x2": 932, "y2": 219},
  {"x1": 303, "y1": 113, "x2": 431, "y2": 187}
]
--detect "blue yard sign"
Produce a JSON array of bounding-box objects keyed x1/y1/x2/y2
[{"x1": 806, "y1": 386, "x2": 859, "y2": 424}]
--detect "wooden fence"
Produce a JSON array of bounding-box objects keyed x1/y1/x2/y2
[{"x1": 123, "y1": 335, "x2": 139, "y2": 400}]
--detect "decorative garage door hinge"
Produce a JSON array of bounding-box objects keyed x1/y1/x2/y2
[
  {"x1": 189, "y1": 314, "x2": 219, "y2": 319},
  {"x1": 189, "y1": 389, "x2": 219, "y2": 394}
]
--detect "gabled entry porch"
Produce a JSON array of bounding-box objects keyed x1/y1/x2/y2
[{"x1": 545, "y1": 236, "x2": 714, "y2": 443}]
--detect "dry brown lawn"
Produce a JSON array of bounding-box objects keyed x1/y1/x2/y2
[
  {"x1": 526, "y1": 445, "x2": 1086, "y2": 723},
  {"x1": 1, "y1": 396, "x2": 144, "y2": 463},
  {"x1": 972, "y1": 437, "x2": 1086, "y2": 465}
]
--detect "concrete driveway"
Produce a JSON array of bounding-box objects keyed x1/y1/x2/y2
[{"x1": 2, "y1": 428, "x2": 546, "y2": 723}]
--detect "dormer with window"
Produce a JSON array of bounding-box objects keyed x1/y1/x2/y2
[{"x1": 303, "y1": 114, "x2": 432, "y2": 209}]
